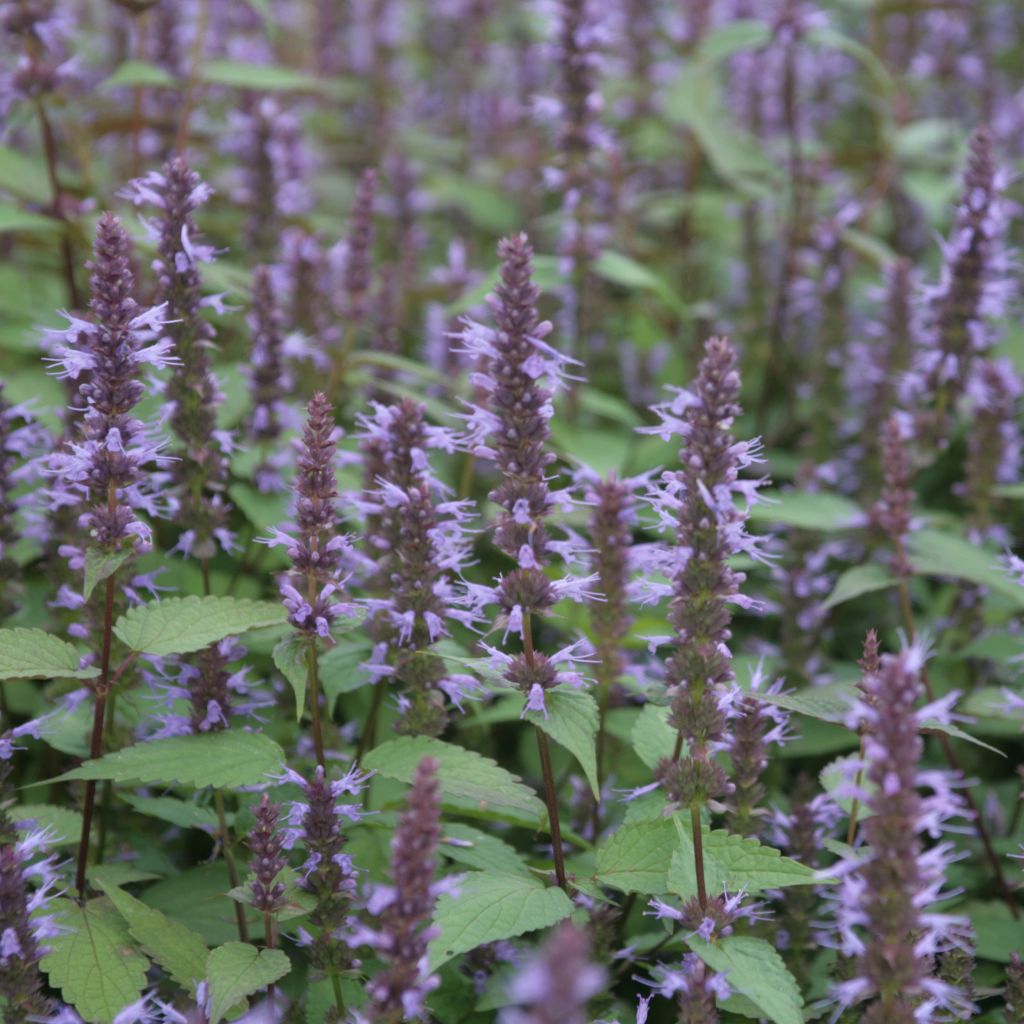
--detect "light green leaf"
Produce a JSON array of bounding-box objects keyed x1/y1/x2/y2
[
  {"x1": 206, "y1": 943, "x2": 291, "y2": 1024},
  {"x1": 98, "y1": 882, "x2": 208, "y2": 992},
  {"x1": 13, "y1": 803, "x2": 83, "y2": 846},
  {"x1": 525, "y1": 687, "x2": 600, "y2": 797},
  {"x1": 963, "y1": 900, "x2": 1019, "y2": 963},
  {"x1": 0, "y1": 628, "x2": 98, "y2": 681},
  {"x1": 0, "y1": 203, "x2": 61, "y2": 234},
  {"x1": 0, "y1": 145, "x2": 54, "y2": 203},
  {"x1": 320, "y1": 635, "x2": 376, "y2": 708},
  {"x1": 908, "y1": 530, "x2": 1024, "y2": 608},
  {"x1": 430, "y1": 873, "x2": 573, "y2": 971},
  {"x1": 200, "y1": 60, "x2": 321, "y2": 92},
  {"x1": 759, "y1": 688, "x2": 851, "y2": 725},
  {"x1": 594, "y1": 817, "x2": 679, "y2": 894},
  {"x1": 101, "y1": 60, "x2": 178, "y2": 89},
  {"x1": 363, "y1": 737, "x2": 547, "y2": 829},
  {"x1": 119, "y1": 794, "x2": 220, "y2": 831},
  {"x1": 227, "y1": 482, "x2": 291, "y2": 534},
  {"x1": 41, "y1": 898, "x2": 150, "y2": 1024},
  {"x1": 45, "y1": 731, "x2": 285, "y2": 790},
  {"x1": 83, "y1": 547, "x2": 133, "y2": 601},
  {"x1": 820, "y1": 754, "x2": 871, "y2": 817},
  {"x1": 960, "y1": 687, "x2": 1024, "y2": 738},
  {"x1": 688, "y1": 935, "x2": 803, "y2": 1024},
  {"x1": 113, "y1": 596, "x2": 287, "y2": 656},
  {"x1": 593, "y1": 251, "x2": 687, "y2": 317},
  {"x1": 630, "y1": 703, "x2": 676, "y2": 769},
  {"x1": 822, "y1": 563, "x2": 895, "y2": 610},
  {"x1": 439, "y1": 824, "x2": 532, "y2": 877},
  {"x1": 668, "y1": 820, "x2": 820, "y2": 899},
  {"x1": 695, "y1": 19, "x2": 771, "y2": 62},
  {"x1": 749, "y1": 490, "x2": 862, "y2": 532},
  {"x1": 273, "y1": 635, "x2": 310, "y2": 720}
]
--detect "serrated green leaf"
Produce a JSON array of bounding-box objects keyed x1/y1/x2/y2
[
  {"x1": 13, "y1": 803, "x2": 83, "y2": 846},
  {"x1": 0, "y1": 628, "x2": 98, "y2": 681},
  {"x1": 83, "y1": 547, "x2": 133, "y2": 601},
  {"x1": 908, "y1": 530, "x2": 1024, "y2": 609},
  {"x1": 98, "y1": 882, "x2": 209, "y2": 992},
  {"x1": 439, "y1": 824, "x2": 532, "y2": 877},
  {"x1": 687, "y1": 935, "x2": 803, "y2": 1024},
  {"x1": 273, "y1": 635, "x2": 310, "y2": 720},
  {"x1": 759, "y1": 688, "x2": 851, "y2": 725},
  {"x1": 119, "y1": 794, "x2": 220, "y2": 831},
  {"x1": 41, "y1": 898, "x2": 150, "y2": 1024},
  {"x1": 594, "y1": 817, "x2": 679, "y2": 894},
  {"x1": 101, "y1": 59, "x2": 178, "y2": 89},
  {"x1": 44, "y1": 731, "x2": 285, "y2": 790},
  {"x1": 749, "y1": 490, "x2": 862, "y2": 532},
  {"x1": 525, "y1": 687, "x2": 600, "y2": 798},
  {"x1": 363, "y1": 737, "x2": 547, "y2": 829},
  {"x1": 206, "y1": 943, "x2": 291, "y2": 1024},
  {"x1": 668, "y1": 819, "x2": 820, "y2": 899},
  {"x1": 822, "y1": 563, "x2": 895, "y2": 610},
  {"x1": 429, "y1": 873, "x2": 573, "y2": 970},
  {"x1": 630, "y1": 703, "x2": 677, "y2": 769},
  {"x1": 113, "y1": 596, "x2": 286, "y2": 656}
]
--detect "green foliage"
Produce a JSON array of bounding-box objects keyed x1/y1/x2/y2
[
  {"x1": 82, "y1": 548, "x2": 133, "y2": 601},
  {"x1": 822, "y1": 563, "x2": 896, "y2": 609},
  {"x1": 205, "y1": 943, "x2": 291, "y2": 1024},
  {"x1": 524, "y1": 687, "x2": 601, "y2": 797},
  {"x1": 0, "y1": 627, "x2": 98, "y2": 680}
]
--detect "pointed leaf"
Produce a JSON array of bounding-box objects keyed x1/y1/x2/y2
[
  {"x1": 82, "y1": 547, "x2": 133, "y2": 601},
  {"x1": 594, "y1": 817, "x2": 680, "y2": 894},
  {"x1": 41, "y1": 898, "x2": 150, "y2": 1024},
  {"x1": 630, "y1": 703, "x2": 676, "y2": 769},
  {"x1": 908, "y1": 529, "x2": 1024, "y2": 609},
  {"x1": 44, "y1": 731, "x2": 285, "y2": 790},
  {"x1": 429, "y1": 873, "x2": 573, "y2": 971},
  {"x1": 272, "y1": 634, "x2": 310, "y2": 720},
  {"x1": 822, "y1": 564, "x2": 895, "y2": 610},
  {"x1": 113, "y1": 596, "x2": 287, "y2": 656},
  {"x1": 525, "y1": 687, "x2": 600, "y2": 797},
  {"x1": 749, "y1": 490, "x2": 862, "y2": 532},
  {"x1": 0, "y1": 628, "x2": 98, "y2": 681},
  {"x1": 205, "y1": 943, "x2": 291, "y2": 1024}
]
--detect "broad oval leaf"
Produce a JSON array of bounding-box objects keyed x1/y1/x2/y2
[
  {"x1": 205, "y1": 943, "x2": 291, "y2": 1024},
  {"x1": 0, "y1": 627, "x2": 98, "y2": 681}
]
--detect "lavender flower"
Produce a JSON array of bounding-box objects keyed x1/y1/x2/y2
[
  {"x1": 498, "y1": 920, "x2": 605, "y2": 1024},
  {"x1": 0, "y1": 0, "x2": 77, "y2": 113},
  {"x1": 642, "y1": 953, "x2": 729, "y2": 1024},
  {"x1": 262, "y1": 392, "x2": 353, "y2": 641},
  {"x1": 46, "y1": 213, "x2": 175, "y2": 562},
  {"x1": 247, "y1": 794, "x2": 287, "y2": 917},
  {"x1": 281, "y1": 764, "x2": 370, "y2": 976},
  {"x1": 341, "y1": 168, "x2": 377, "y2": 328},
  {"x1": 245, "y1": 265, "x2": 293, "y2": 493},
  {"x1": 364, "y1": 756, "x2": 443, "y2": 1022},
  {"x1": 830, "y1": 644, "x2": 973, "y2": 1020},
  {"x1": 1007, "y1": 954, "x2": 1024, "y2": 1023},
  {"x1": 641, "y1": 336, "x2": 766, "y2": 809},
  {"x1": 872, "y1": 414, "x2": 913, "y2": 579},
  {"x1": 123, "y1": 157, "x2": 233, "y2": 561}
]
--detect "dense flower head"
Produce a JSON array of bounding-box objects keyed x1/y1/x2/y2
[
  {"x1": 46, "y1": 213, "x2": 175, "y2": 554},
  {"x1": 499, "y1": 920, "x2": 605, "y2": 1024},
  {"x1": 247, "y1": 795, "x2": 287, "y2": 916},
  {"x1": 0, "y1": 0, "x2": 76, "y2": 111},
  {"x1": 123, "y1": 157, "x2": 233, "y2": 559},
  {"x1": 341, "y1": 168, "x2": 377, "y2": 326},
  {"x1": 830, "y1": 644, "x2": 973, "y2": 1020},
  {"x1": 363, "y1": 757, "x2": 444, "y2": 1022},
  {"x1": 872, "y1": 414, "x2": 914, "y2": 577},
  {"x1": 642, "y1": 953, "x2": 729, "y2": 1024},
  {"x1": 263, "y1": 393, "x2": 355, "y2": 639}
]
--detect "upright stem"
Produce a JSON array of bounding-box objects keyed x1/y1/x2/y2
[
  {"x1": 306, "y1": 639, "x2": 326, "y2": 769},
  {"x1": 846, "y1": 733, "x2": 867, "y2": 846},
  {"x1": 95, "y1": 690, "x2": 119, "y2": 865},
  {"x1": 355, "y1": 677, "x2": 386, "y2": 765},
  {"x1": 895, "y1": 573, "x2": 1020, "y2": 918},
  {"x1": 690, "y1": 803, "x2": 707, "y2": 910},
  {"x1": 330, "y1": 973, "x2": 345, "y2": 1015},
  {"x1": 214, "y1": 789, "x2": 250, "y2": 942},
  {"x1": 75, "y1": 570, "x2": 117, "y2": 897},
  {"x1": 523, "y1": 614, "x2": 568, "y2": 890}
]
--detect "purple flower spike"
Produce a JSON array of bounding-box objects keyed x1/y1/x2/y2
[
  {"x1": 499, "y1": 920, "x2": 605, "y2": 1024},
  {"x1": 364, "y1": 757, "x2": 443, "y2": 1022},
  {"x1": 342, "y1": 168, "x2": 377, "y2": 327},
  {"x1": 247, "y1": 794, "x2": 287, "y2": 917},
  {"x1": 872, "y1": 414, "x2": 914, "y2": 578},
  {"x1": 831, "y1": 644, "x2": 974, "y2": 1020}
]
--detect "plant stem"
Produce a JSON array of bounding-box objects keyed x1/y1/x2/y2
[
  {"x1": 896, "y1": 574, "x2": 1020, "y2": 918},
  {"x1": 690, "y1": 802, "x2": 707, "y2": 910},
  {"x1": 306, "y1": 639, "x2": 326, "y2": 769},
  {"x1": 75, "y1": 566, "x2": 117, "y2": 898},
  {"x1": 95, "y1": 690, "x2": 119, "y2": 865},
  {"x1": 846, "y1": 733, "x2": 867, "y2": 846},
  {"x1": 330, "y1": 973, "x2": 345, "y2": 1015},
  {"x1": 355, "y1": 677, "x2": 386, "y2": 765},
  {"x1": 215, "y1": 789, "x2": 250, "y2": 943},
  {"x1": 536, "y1": 728, "x2": 569, "y2": 891}
]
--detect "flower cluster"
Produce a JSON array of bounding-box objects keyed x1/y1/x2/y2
[{"x1": 247, "y1": 794, "x2": 287, "y2": 917}]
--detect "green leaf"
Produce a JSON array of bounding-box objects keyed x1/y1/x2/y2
[
  {"x1": 0, "y1": 202, "x2": 61, "y2": 234},
  {"x1": 749, "y1": 490, "x2": 862, "y2": 532},
  {"x1": 200, "y1": 59, "x2": 321, "y2": 92},
  {"x1": 98, "y1": 882, "x2": 208, "y2": 991},
  {"x1": 119, "y1": 793, "x2": 221, "y2": 831},
  {"x1": 13, "y1": 803, "x2": 83, "y2": 846},
  {"x1": 593, "y1": 251, "x2": 687, "y2": 317},
  {"x1": 822, "y1": 563, "x2": 896, "y2": 610},
  {"x1": 667, "y1": 820, "x2": 820, "y2": 899},
  {"x1": 319, "y1": 635, "x2": 376, "y2": 709},
  {"x1": 687, "y1": 935, "x2": 803, "y2": 1024},
  {"x1": 429, "y1": 873, "x2": 573, "y2": 971},
  {"x1": 0, "y1": 145, "x2": 54, "y2": 203},
  {"x1": 594, "y1": 817, "x2": 679, "y2": 894},
  {"x1": 695, "y1": 19, "x2": 771, "y2": 62},
  {"x1": 820, "y1": 754, "x2": 871, "y2": 817},
  {"x1": 41, "y1": 898, "x2": 150, "y2": 1024},
  {"x1": 630, "y1": 703, "x2": 677, "y2": 769},
  {"x1": 101, "y1": 60, "x2": 178, "y2": 89},
  {"x1": 113, "y1": 596, "x2": 287, "y2": 656},
  {"x1": 227, "y1": 482, "x2": 291, "y2": 534},
  {"x1": 525, "y1": 687, "x2": 600, "y2": 798},
  {"x1": 759, "y1": 688, "x2": 851, "y2": 726},
  {"x1": 83, "y1": 547, "x2": 133, "y2": 601},
  {"x1": 0, "y1": 628, "x2": 98, "y2": 681},
  {"x1": 960, "y1": 687, "x2": 1024, "y2": 739},
  {"x1": 439, "y1": 824, "x2": 532, "y2": 877},
  {"x1": 363, "y1": 737, "x2": 547, "y2": 829},
  {"x1": 908, "y1": 530, "x2": 1024, "y2": 609},
  {"x1": 205, "y1": 943, "x2": 291, "y2": 1024},
  {"x1": 963, "y1": 900, "x2": 1019, "y2": 963},
  {"x1": 45, "y1": 731, "x2": 285, "y2": 790},
  {"x1": 273, "y1": 635, "x2": 310, "y2": 720}
]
